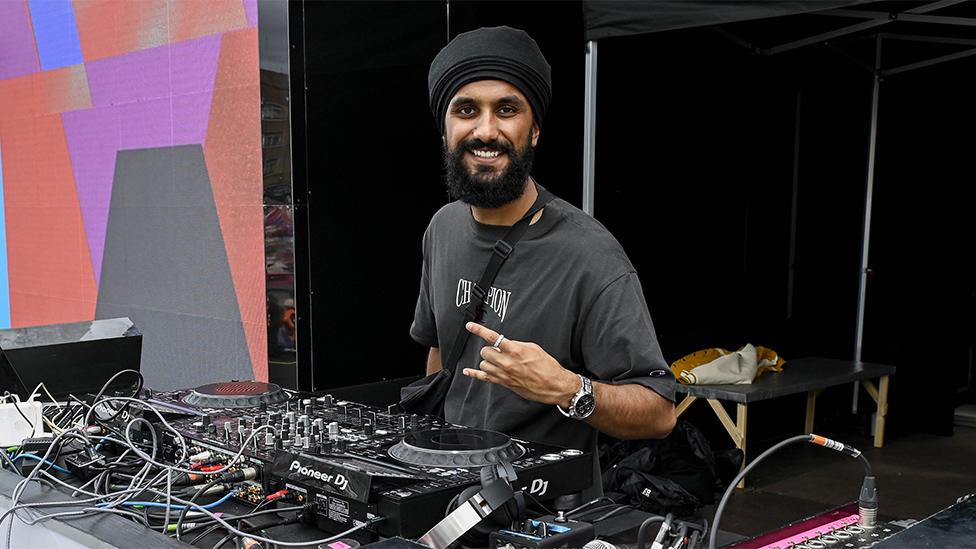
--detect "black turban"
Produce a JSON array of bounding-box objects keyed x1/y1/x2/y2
[{"x1": 428, "y1": 26, "x2": 552, "y2": 135}]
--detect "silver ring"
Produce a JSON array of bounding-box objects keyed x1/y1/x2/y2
[{"x1": 492, "y1": 334, "x2": 505, "y2": 349}]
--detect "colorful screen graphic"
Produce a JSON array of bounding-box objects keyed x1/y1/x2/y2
[{"x1": 0, "y1": 0, "x2": 267, "y2": 388}]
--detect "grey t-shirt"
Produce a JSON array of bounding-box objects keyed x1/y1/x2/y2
[{"x1": 410, "y1": 187, "x2": 675, "y2": 458}]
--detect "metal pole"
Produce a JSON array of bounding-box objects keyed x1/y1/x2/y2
[
  {"x1": 853, "y1": 34, "x2": 882, "y2": 413},
  {"x1": 583, "y1": 40, "x2": 598, "y2": 216},
  {"x1": 787, "y1": 91, "x2": 801, "y2": 319}
]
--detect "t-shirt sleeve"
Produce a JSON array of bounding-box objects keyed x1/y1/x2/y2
[
  {"x1": 579, "y1": 272, "x2": 675, "y2": 402},
  {"x1": 410, "y1": 225, "x2": 438, "y2": 348}
]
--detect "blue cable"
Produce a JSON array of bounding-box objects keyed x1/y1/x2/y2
[
  {"x1": 12, "y1": 453, "x2": 72, "y2": 474},
  {"x1": 100, "y1": 490, "x2": 238, "y2": 510}
]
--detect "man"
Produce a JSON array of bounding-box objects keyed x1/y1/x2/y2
[{"x1": 411, "y1": 26, "x2": 675, "y2": 495}]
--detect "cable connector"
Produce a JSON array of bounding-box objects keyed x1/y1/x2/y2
[
  {"x1": 809, "y1": 434, "x2": 861, "y2": 458},
  {"x1": 265, "y1": 489, "x2": 290, "y2": 502},
  {"x1": 219, "y1": 466, "x2": 258, "y2": 483},
  {"x1": 858, "y1": 475, "x2": 879, "y2": 528},
  {"x1": 240, "y1": 536, "x2": 264, "y2": 549},
  {"x1": 201, "y1": 483, "x2": 230, "y2": 496},
  {"x1": 189, "y1": 450, "x2": 212, "y2": 463},
  {"x1": 651, "y1": 513, "x2": 673, "y2": 549}
]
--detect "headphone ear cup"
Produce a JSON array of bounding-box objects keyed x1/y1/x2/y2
[
  {"x1": 447, "y1": 485, "x2": 482, "y2": 514},
  {"x1": 446, "y1": 485, "x2": 491, "y2": 548}
]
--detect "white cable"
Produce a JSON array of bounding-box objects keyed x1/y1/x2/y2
[{"x1": 28, "y1": 382, "x2": 62, "y2": 408}]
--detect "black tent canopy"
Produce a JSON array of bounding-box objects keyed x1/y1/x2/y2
[
  {"x1": 582, "y1": 0, "x2": 874, "y2": 39},
  {"x1": 579, "y1": 0, "x2": 976, "y2": 413}
]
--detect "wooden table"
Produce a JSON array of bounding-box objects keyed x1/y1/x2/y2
[{"x1": 674, "y1": 357, "x2": 895, "y2": 488}]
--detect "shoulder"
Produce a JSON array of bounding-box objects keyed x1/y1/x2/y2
[
  {"x1": 424, "y1": 200, "x2": 468, "y2": 239},
  {"x1": 545, "y1": 198, "x2": 634, "y2": 272}
]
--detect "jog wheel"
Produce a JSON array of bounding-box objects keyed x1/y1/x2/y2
[
  {"x1": 388, "y1": 428, "x2": 525, "y2": 467},
  {"x1": 182, "y1": 380, "x2": 289, "y2": 409}
]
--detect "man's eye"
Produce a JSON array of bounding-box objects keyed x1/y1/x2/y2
[
  {"x1": 498, "y1": 106, "x2": 517, "y2": 115},
  {"x1": 456, "y1": 106, "x2": 476, "y2": 116}
]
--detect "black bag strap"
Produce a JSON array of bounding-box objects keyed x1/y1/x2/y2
[{"x1": 441, "y1": 186, "x2": 554, "y2": 375}]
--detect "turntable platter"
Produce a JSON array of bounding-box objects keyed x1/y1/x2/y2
[
  {"x1": 388, "y1": 428, "x2": 525, "y2": 467},
  {"x1": 182, "y1": 380, "x2": 290, "y2": 409}
]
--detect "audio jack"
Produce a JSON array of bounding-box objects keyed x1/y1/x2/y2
[{"x1": 708, "y1": 433, "x2": 878, "y2": 549}]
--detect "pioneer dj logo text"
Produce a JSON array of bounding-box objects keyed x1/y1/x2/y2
[
  {"x1": 289, "y1": 460, "x2": 349, "y2": 492},
  {"x1": 528, "y1": 478, "x2": 548, "y2": 496},
  {"x1": 456, "y1": 279, "x2": 512, "y2": 322}
]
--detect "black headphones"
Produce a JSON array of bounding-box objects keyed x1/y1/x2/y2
[{"x1": 444, "y1": 465, "x2": 527, "y2": 548}]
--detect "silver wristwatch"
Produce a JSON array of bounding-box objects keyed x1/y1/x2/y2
[{"x1": 557, "y1": 374, "x2": 595, "y2": 420}]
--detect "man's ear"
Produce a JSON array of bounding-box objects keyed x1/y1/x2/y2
[{"x1": 531, "y1": 123, "x2": 540, "y2": 147}]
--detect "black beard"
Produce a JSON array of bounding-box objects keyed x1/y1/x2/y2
[{"x1": 442, "y1": 136, "x2": 535, "y2": 209}]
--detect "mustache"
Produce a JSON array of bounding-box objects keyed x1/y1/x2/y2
[{"x1": 460, "y1": 139, "x2": 515, "y2": 155}]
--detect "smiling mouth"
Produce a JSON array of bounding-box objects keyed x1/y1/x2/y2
[{"x1": 469, "y1": 148, "x2": 503, "y2": 160}]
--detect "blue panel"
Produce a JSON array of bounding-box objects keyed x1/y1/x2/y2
[
  {"x1": 0, "y1": 142, "x2": 10, "y2": 328},
  {"x1": 28, "y1": 0, "x2": 84, "y2": 71}
]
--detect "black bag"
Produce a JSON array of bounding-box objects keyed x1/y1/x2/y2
[
  {"x1": 398, "y1": 188, "x2": 554, "y2": 417},
  {"x1": 601, "y1": 419, "x2": 719, "y2": 516},
  {"x1": 399, "y1": 368, "x2": 452, "y2": 418}
]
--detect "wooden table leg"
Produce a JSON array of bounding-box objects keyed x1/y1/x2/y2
[
  {"x1": 862, "y1": 377, "x2": 890, "y2": 448},
  {"x1": 737, "y1": 403, "x2": 748, "y2": 488},
  {"x1": 675, "y1": 395, "x2": 697, "y2": 418},
  {"x1": 706, "y1": 399, "x2": 749, "y2": 488},
  {"x1": 875, "y1": 376, "x2": 889, "y2": 448},
  {"x1": 805, "y1": 389, "x2": 821, "y2": 434}
]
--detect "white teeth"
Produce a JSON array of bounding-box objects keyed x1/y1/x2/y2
[{"x1": 472, "y1": 150, "x2": 500, "y2": 158}]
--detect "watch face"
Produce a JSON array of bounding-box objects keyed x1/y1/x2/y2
[{"x1": 574, "y1": 394, "x2": 596, "y2": 417}]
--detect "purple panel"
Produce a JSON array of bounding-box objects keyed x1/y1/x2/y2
[
  {"x1": 171, "y1": 35, "x2": 222, "y2": 96},
  {"x1": 86, "y1": 46, "x2": 171, "y2": 107},
  {"x1": 85, "y1": 34, "x2": 220, "y2": 107},
  {"x1": 171, "y1": 92, "x2": 213, "y2": 144},
  {"x1": 119, "y1": 98, "x2": 173, "y2": 149},
  {"x1": 63, "y1": 34, "x2": 221, "y2": 283},
  {"x1": 62, "y1": 106, "x2": 121, "y2": 283},
  {"x1": 244, "y1": 0, "x2": 258, "y2": 28},
  {"x1": 0, "y1": 1, "x2": 41, "y2": 80}
]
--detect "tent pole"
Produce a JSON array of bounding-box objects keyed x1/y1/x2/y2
[
  {"x1": 853, "y1": 34, "x2": 882, "y2": 414},
  {"x1": 787, "y1": 91, "x2": 801, "y2": 319},
  {"x1": 583, "y1": 40, "x2": 598, "y2": 216}
]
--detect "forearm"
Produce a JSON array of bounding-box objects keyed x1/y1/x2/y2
[
  {"x1": 426, "y1": 348, "x2": 442, "y2": 375},
  {"x1": 585, "y1": 382, "x2": 675, "y2": 440}
]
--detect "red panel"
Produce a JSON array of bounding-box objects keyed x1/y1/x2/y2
[
  {"x1": 0, "y1": 65, "x2": 92, "y2": 122},
  {"x1": 0, "y1": 114, "x2": 98, "y2": 327},
  {"x1": 73, "y1": 0, "x2": 248, "y2": 62},
  {"x1": 203, "y1": 28, "x2": 266, "y2": 380},
  {"x1": 33, "y1": 64, "x2": 93, "y2": 115},
  {"x1": 73, "y1": 0, "x2": 168, "y2": 62},
  {"x1": 169, "y1": 0, "x2": 248, "y2": 44},
  {"x1": 0, "y1": 73, "x2": 36, "y2": 122}
]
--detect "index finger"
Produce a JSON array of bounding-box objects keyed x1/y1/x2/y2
[{"x1": 465, "y1": 322, "x2": 510, "y2": 350}]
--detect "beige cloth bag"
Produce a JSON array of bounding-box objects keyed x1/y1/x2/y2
[{"x1": 679, "y1": 343, "x2": 769, "y2": 385}]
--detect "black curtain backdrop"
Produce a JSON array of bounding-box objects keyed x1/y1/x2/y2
[
  {"x1": 298, "y1": 2, "x2": 583, "y2": 392},
  {"x1": 293, "y1": 1, "x2": 974, "y2": 440}
]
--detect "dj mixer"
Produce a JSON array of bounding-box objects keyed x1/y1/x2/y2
[{"x1": 125, "y1": 381, "x2": 592, "y2": 541}]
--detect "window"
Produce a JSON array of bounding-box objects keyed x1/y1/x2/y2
[
  {"x1": 263, "y1": 132, "x2": 284, "y2": 148},
  {"x1": 262, "y1": 103, "x2": 286, "y2": 120}
]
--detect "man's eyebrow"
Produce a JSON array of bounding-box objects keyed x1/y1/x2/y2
[
  {"x1": 450, "y1": 96, "x2": 476, "y2": 108},
  {"x1": 449, "y1": 96, "x2": 526, "y2": 108}
]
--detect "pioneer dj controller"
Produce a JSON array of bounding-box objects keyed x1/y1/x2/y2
[{"x1": 127, "y1": 381, "x2": 592, "y2": 541}]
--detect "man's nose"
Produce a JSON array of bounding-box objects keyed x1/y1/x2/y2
[{"x1": 472, "y1": 113, "x2": 499, "y2": 142}]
